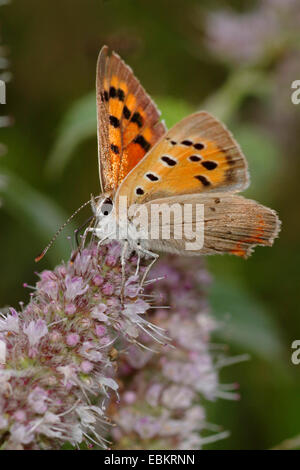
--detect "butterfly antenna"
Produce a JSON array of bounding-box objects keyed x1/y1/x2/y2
[{"x1": 35, "y1": 197, "x2": 99, "y2": 262}]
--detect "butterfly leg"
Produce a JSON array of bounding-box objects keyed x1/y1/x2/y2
[
  {"x1": 134, "y1": 249, "x2": 141, "y2": 277},
  {"x1": 74, "y1": 216, "x2": 95, "y2": 248},
  {"x1": 120, "y1": 240, "x2": 129, "y2": 304},
  {"x1": 70, "y1": 217, "x2": 96, "y2": 263},
  {"x1": 138, "y1": 246, "x2": 159, "y2": 287},
  {"x1": 90, "y1": 230, "x2": 115, "y2": 249},
  {"x1": 81, "y1": 224, "x2": 98, "y2": 247},
  {"x1": 97, "y1": 235, "x2": 109, "y2": 250}
]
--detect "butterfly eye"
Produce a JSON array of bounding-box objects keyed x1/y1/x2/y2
[{"x1": 101, "y1": 198, "x2": 113, "y2": 216}]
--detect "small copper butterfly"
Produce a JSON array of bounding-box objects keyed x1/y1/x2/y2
[
  {"x1": 92, "y1": 45, "x2": 280, "y2": 285},
  {"x1": 37, "y1": 46, "x2": 281, "y2": 286}
]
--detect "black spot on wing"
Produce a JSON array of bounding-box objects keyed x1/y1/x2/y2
[
  {"x1": 123, "y1": 106, "x2": 131, "y2": 119},
  {"x1": 130, "y1": 111, "x2": 143, "y2": 128},
  {"x1": 202, "y1": 161, "x2": 218, "y2": 170},
  {"x1": 145, "y1": 173, "x2": 159, "y2": 182},
  {"x1": 117, "y1": 88, "x2": 125, "y2": 101},
  {"x1": 195, "y1": 175, "x2": 210, "y2": 186},
  {"x1": 181, "y1": 140, "x2": 193, "y2": 146},
  {"x1": 194, "y1": 142, "x2": 205, "y2": 150},
  {"x1": 189, "y1": 155, "x2": 202, "y2": 162},
  {"x1": 111, "y1": 144, "x2": 119, "y2": 154},
  {"x1": 161, "y1": 155, "x2": 177, "y2": 167},
  {"x1": 109, "y1": 115, "x2": 120, "y2": 128},
  {"x1": 224, "y1": 151, "x2": 235, "y2": 165},
  {"x1": 226, "y1": 169, "x2": 235, "y2": 183},
  {"x1": 134, "y1": 135, "x2": 151, "y2": 152},
  {"x1": 109, "y1": 86, "x2": 116, "y2": 98},
  {"x1": 135, "y1": 187, "x2": 144, "y2": 195}
]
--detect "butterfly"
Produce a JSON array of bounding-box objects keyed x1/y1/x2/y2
[{"x1": 91, "y1": 45, "x2": 280, "y2": 285}]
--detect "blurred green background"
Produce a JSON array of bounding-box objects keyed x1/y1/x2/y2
[{"x1": 1, "y1": 0, "x2": 300, "y2": 450}]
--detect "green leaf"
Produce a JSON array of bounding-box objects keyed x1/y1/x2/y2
[
  {"x1": 46, "y1": 92, "x2": 96, "y2": 179},
  {"x1": 210, "y1": 279, "x2": 284, "y2": 362},
  {"x1": 231, "y1": 123, "x2": 280, "y2": 199},
  {"x1": 272, "y1": 434, "x2": 300, "y2": 450},
  {"x1": 153, "y1": 96, "x2": 194, "y2": 128},
  {"x1": 0, "y1": 170, "x2": 73, "y2": 263},
  {"x1": 203, "y1": 68, "x2": 272, "y2": 122}
]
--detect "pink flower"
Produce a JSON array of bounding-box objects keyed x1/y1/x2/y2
[
  {"x1": 66, "y1": 333, "x2": 80, "y2": 346},
  {"x1": 134, "y1": 415, "x2": 161, "y2": 440},
  {"x1": 161, "y1": 385, "x2": 194, "y2": 410},
  {"x1": 10, "y1": 424, "x2": 34, "y2": 445},
  {"x1": 64, "y1": 275, "x2": 88, "y2": 301},
  {"x1": 81, "y1": 361, "x2": 93, "y2": 373},
  {"x1": 105, "y1": 254, "x2": 117, "y2": 266},
  {"x1": 92, "y1": 303, "x2": 107, "y2": 321},
  {"x1": 123, "y1": 391, "x2": 137, "y2": 404},
  {"x1": 0, "y1": 309, "x2": 19, "y2": 333},
  {"x1": 0, "y1": 340, "x2": 6, "y2": 364},
  {"x1": 65, "y1": 304, "x2": 76, "y2": 315},
  {"x1": 124, "y1": 276, "x2": 140, "y2": 298},
  {"x1": 110, "y1": 256, "x2": 241, "y2": 450},
  {"x1": 102, "y1": 283, "x2": 114, "y2": 296},
  {"x1": 92, "y1": 275, "x2": 104, "y2": 286},
  {"x1": 39, "y1": 279, "x2": 59, "y2": 300},
  {"x1": 0, "y1": 415, "x2": 8, "y2": 429},
  {"x1": 28, "y1": 387, "x2": 48, "y2": 414},
  {"x1": 95, "y1": 325, "x2": 106, "y2": 337},
  {"x1": 13, "y1": 410, "x2": 26, "y2": 423},
  {"x1": 123, "y1": 299, "x2": 149, "y2": 317},
  {"x1": 0, "y1": 242, "x2": 153, "y2": 449},
  {"x1": 23, "y1": 319, "x2": 48, "y2": 347}
]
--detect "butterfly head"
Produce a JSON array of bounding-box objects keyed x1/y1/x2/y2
[{"x1": 92, "y1": 193, "x2": 115, "y2": 220}]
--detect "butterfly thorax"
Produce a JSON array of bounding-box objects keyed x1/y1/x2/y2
[{"x1": 93, "y1": 192, "x2": 149, "y2": 256}]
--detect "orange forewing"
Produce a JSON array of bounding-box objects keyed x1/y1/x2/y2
[{"x1": 96, "y1": 46, "x2": 166, "y2": 192}]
